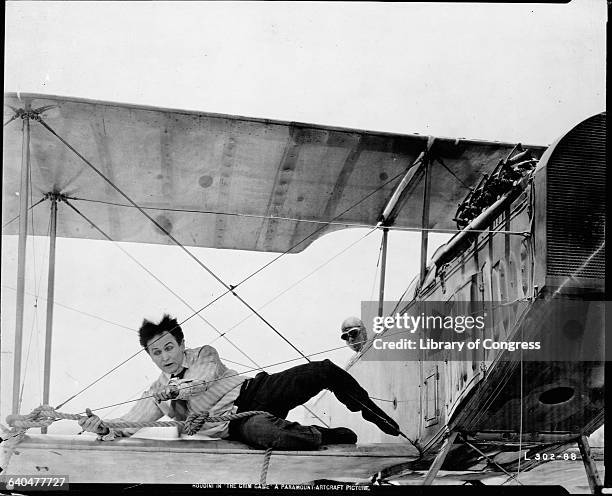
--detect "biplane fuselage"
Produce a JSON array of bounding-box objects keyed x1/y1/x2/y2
[{"x1": 306, "y1": 112, "x2": 605, "y2": 474}]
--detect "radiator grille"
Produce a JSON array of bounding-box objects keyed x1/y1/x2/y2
[{"x1": 546, "y1": 113, "x2": 606, "y2": 279}]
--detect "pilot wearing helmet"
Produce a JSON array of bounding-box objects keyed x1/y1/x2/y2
[{"x1": 340, "y1": 316, "x2": 369, "y2": 353}]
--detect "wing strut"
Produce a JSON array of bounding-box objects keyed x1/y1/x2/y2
[
  {"x1": 419, "y1": 140, "x2": 434, "y2": 284},
  {"x1": 378, "y1": 137, "x2": 436, "y2": 285},
  {"x1": 377, "y1": 228, "x2": 389, "y2": 317},
  {"x1": 12, "y1": 104, "x2": 32, "y2": 415},
  {"x1": 41, "y1": 194, "x2": 59, "y2": 433},
  {"x1": 379, "y1": 156, "x2": 424, "y2": 225}
]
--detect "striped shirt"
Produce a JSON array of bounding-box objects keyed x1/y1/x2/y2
[{"x1": 104, "y1": 345, "x2": 247, "y2": 439}]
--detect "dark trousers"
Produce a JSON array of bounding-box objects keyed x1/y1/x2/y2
[{"x1": 229, "y1": 359, "x2": 397, "y2": 450}]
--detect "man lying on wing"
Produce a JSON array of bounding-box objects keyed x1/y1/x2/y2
[{"x1": 79, "y1": 314, "x2": 400, "y2": 450}]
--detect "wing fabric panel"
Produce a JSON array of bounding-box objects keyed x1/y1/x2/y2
[{"x1": 3, "y1": 94, "x2": 543, "y2": 253}]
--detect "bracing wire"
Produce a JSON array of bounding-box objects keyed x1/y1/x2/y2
[
  {"x1": 83, "y1": 327, "x2": 415, "y2": 413},
  {"x1": 49, "y1": 125, "x2": 410, "y2": 407},
  {"x1": 66, "y1": 195, "x2": 528, "y2": 236},
  {"x1": 67, "y1": 196, "x2": 384, "y2": 228},
  {"x1": 1, "y1": 285, "x2": 138, "y2": 332},
  {"x1": 79, "y1": 327, "x2": 418, "y2": 449},
  {"x1": 18, "y1": 179, "x2": 46, "y2": 410},
  {"x1": 193, "y1": 171, "x2": 410, "y2": 299},
  {"x1": 2, "y1": 197, "x2": 47, "y2": 230},
  {"x1": 34, "y1": 117, "x2": 416, "y2": 443},
  {"x1": 63, "y1": 199, "x2": 261, "y2": 371},
  {"x1": 208, "y1": 227, "x2": 378, "y2": 346},
  {"x1": 204, "y1": 225, "x2": 379, "y2": 428},
  {"x1": 435, "y1": 157, "x2": 472, "y2": 191},
  {"x1": 19, "y1": 310, "x2": 39, "y2": 410},
  {"x1": 65, "y1": 157, "x2": 421, "y2": 326},
  {"x1": 4, "y1": 115, "x2": 19, "y2": 127},
  {"x1": 69, "y1": 209, "x2": 375, "y2": 427},
  {"x1": 462, "y1": 437, "x2": 523, "y2": 486},
  {"x1": 61, "y1": 199, "x2": 329, "y2": 423},
  {"x1": 8, "y1": 322, "x2": 418, "y2": 446},
  {"x1": 30, "y1": 184, "x2": 52, "y2": 409},
  {"x1": 49, "y1": 224, "x2": 376, "y2": 409},
  {"x1": 368, "y1": 231, "x2": 385, "y2": 302},
  {"x1": 389, "y1": 285, "x2": 411, "y2": 318},
  {"x1": 38, "y1": 118, "x2": 310, "y2": 364},
  {"x1": 369, "y1": 396, "x2": 410, "y2": 404},
  {"x1": 102, "y1": 385, "x2": 153, "y2": 419},
  {"x1": 2, "y1": 280, "x2": 253, "y2": 370},
  {"x1": 59, "y1": 200, "x2": 372, "y2": 427},
  {"x1": 516, "y1": 311, "x2": 525, "y2": 482}
]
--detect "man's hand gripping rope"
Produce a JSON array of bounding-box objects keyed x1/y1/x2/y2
[{"x1": 5, "y1": 405, "x2": 268, "y2": 437}]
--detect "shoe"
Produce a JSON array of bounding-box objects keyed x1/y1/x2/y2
[{"x1": 315, "y1": 426, "x2": 358, "y2": 445}]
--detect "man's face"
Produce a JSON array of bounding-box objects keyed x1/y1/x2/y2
[
  {"x1": 146, "y1": 331, "x2": 185, "y2": 375},
  {"x1": 342, "y1": 326, "x2": 367, "y2": 352}
]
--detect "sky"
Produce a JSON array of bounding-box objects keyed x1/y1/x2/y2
[{"x1": 1, "y1": 1, "x2": 607, "y2": 434}]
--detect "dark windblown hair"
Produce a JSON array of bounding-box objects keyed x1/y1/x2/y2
[{"x1": 138, "y1": 314, "x2": 184, "y2": 350}]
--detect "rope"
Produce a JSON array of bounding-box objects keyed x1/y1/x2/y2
[
  {"x1": 4, "y1": 407, "x2": 276, "y2": 483},
  {"x1": 260, "y1": 447, "x2": 273, "y2": 484},
  {"x1": 6, "y1": 406, "x2": 267, "y2": 434}
]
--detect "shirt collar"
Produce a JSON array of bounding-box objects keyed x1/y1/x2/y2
[{"x1": 161, "y1": 351, "x2": 190, "y2": 380}]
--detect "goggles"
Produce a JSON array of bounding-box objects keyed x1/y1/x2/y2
[{"x1": 341, "y1": 327, "x2": 361, "y2": 341}]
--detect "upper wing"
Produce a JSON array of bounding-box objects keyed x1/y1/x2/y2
[{"x1": 2, "y1": 93, "x2": 546, "y2": 253}]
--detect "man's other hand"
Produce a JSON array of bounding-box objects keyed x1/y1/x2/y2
[
  {"x1": 78, "y1": 408, "x2": 110, "y2": 435},
  {"x1": 153, "y1": 384, "x2": 179, "y2": 402}
]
